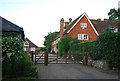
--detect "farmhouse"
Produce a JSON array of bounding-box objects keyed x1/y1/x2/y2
[
  {"x1": 52, "y1": 12, "x2": 119, "y2": 53},
  {"x1": 24, "y1": 37, "x2": 38, "y2": 52}
]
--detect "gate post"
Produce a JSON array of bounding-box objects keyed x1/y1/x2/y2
[
  {"x1": 83, "y1": 53, "x2": 88, "y2": 65},
  {"x1": 35, "y1": 52, "x2": 36, "y2": 65},
  {"x1": 31, "y1": 51, "x2": 34, "y2": 62},
  {"x1": 44, "y1": 51, "x2": 48, "y2": 66},
  {"x1": 57, "y1": 53, "x2": 58, "y2": 63}
]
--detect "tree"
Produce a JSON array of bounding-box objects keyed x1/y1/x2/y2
[
  {"x1": 44, "y1": 32, "x2": 59, "y2": 52},
  {"x1": 108, "y1": 8, "x2": 120, "y2": 20},
  {"x1": 57, "y1": 37, "x2": 80, "y2": 56}
]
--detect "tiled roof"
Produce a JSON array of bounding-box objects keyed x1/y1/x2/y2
[
  {"x1": 91, "y1": 20, "x2": 118, "y2": 34},
  {"x1": 64, "y1": 13, "x2": 118, "y2": 35},
  {"x1": 64, "y1": 14, "x2": 83, "y2": 33},
  {"x1": 25, "y1": 38, "x2": 38, "y2": 47}
]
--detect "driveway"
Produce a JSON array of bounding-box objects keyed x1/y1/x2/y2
[{"x1": 36, "y1": 64, "x2": 118, "y2": 79}]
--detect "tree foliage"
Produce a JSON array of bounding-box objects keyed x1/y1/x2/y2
[
  {"x1": 57, "y1": 37, "x2": 80, "y2": 56},
  {"x1": 108, "y1": 8, "x2": 120, "y2": 20},
  {"x1": 91, "y1": 32, "x2": 120, "y2": 68},
  {"x1": 44, "y1": 32, "x2": 59, "y2": 52},
  {"x1": 70, "y1": 41, "x2": 94, "y2": 61}
]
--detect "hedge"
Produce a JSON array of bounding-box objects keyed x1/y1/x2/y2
[
  {"x1": 70, "y1": 41, "x2": 94, "y2": 61},
  {"x1": 91, "y1": 32, "x2": 120, "y2": 68}
]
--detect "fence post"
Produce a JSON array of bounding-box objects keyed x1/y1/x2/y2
[
  {"x1": 65, "y1": 53, "x2": 67, "y2": 64},
  {"x1": 44, "y1": 51, "x2": 48, "y2": 66},
  {"x1": 56, "y1": 53, "x2": 58, "y2": 63},
  {"x1": 35, "y1": 52, "x2": 36, "y2": 65},
  {"x1": 85, "y1": 53, "x2": 88, "y2": 65},
  {"x1": 31, "y1": 51, "x2": 34, "y2": 62}
]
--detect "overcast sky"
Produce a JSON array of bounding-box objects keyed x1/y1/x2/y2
[{"x1": 0, "y1": 0, "x2": 119, "y2": 47}]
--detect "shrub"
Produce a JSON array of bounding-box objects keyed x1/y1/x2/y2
[
  {"x1": 57, "y1": 37, "x2": 80, "y2": 56},
  {"x1": 2, "y1": 32, "x2": 38, "y2": 78},
  {"x1": 70, "y1": 41, "x2": 94, "y2": 61},
  {"x1": 91, "y1": 32, "x2": 120, "y2": 68}
]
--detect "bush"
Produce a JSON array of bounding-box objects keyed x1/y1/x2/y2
[
  {"x1": 57, "y1": 37, "x2": 80, "y2": 56},
  {"x1": 91, "y1": 32, "x2": 120, "y2": 68},
  {"x1": 70, "y1": 41, "x2": 94, "y2": 61},
  {"x1": 2, "y1": 32, "x2": 38, "y2": 78},
  {"x1": 22, "y1": 54, "x2": 38, "y2": 77}
]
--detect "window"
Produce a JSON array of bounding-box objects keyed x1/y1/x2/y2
[
  {"x1": 113, "y1": 28, "x2": 118, "y2": 32},
  {"x1": 24, "y1": 48, "x2": 26, "y2": 51},
  {"x1": 78, "y1": 34, "x2": 88, "y2": 40},
  {"x1": 107, "y1": 26, "x2": 118, "y2": 32},
  {"x1": 80, "y1": 23, "x2": 87, "y2": 29},
  {"x1": 30, "y1": 47, "x2": 35, "y2": 51},
  {"x1": 24, "y1": 41, "x2": 29, "y2": 47}
]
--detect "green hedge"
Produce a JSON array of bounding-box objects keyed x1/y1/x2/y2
[
  {"x1": 2, "y1": 32, "x2": 38, "y2": 78},
  {"x1": 91, "y1": 32, "x2": 120, "y2": 68},
  {"x1": 70, "y1": 41, "x2": 94, "y2": 61}
]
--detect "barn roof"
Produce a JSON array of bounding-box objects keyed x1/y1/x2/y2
[{"x1": 0, "y1": 16, "x2": 25, "y2": 40}]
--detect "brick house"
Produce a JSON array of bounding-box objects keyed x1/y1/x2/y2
[
  {"x1": 24, "y1": 37, "x2": 38, "y2": 52},
  {"x1": 52, "y1": 12, "x2": 119, "y2": 53}
]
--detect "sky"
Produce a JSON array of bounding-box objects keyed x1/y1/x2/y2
[{"x1": 0, "y1": 0, "x2": 119, "y2": 47}]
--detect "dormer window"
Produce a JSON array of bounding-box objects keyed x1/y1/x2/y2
[
  {"x1": 113, "y1": 28, "x2": 118, "y2": 32},
  {"x1": 106, "y1": 26, "x2": 118, "y2": 32},
  {"x1": 80, "y1": 23, "x2": 87, "y2": 29},
  {"x1": 24, "y1": 41, "x2": 29, "y2": 47}
]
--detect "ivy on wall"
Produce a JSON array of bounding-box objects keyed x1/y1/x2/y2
[{"x1": 2, "y1": 32, "x2": 24, "y2": 59}]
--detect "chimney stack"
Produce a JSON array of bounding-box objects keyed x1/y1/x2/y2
[
  {"x1": 104, "y1": 18, "x2": 107, "y2": 21},
  {"x1": 69, "y1": 18, "x2": 72, "y2": 24},
  {"x1": 97, "y1": 18, "x2": 101, "y2": 21},
  {"x1": 65, "y1": 22, "x2": 69, "y2": 27},
  {"x1": 60, "y1": 18, "x2": 64, "y2": 39}
]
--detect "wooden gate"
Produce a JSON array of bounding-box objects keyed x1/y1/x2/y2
[
  {"x1": 47, "y1": 53, "x2": 81, "y2": 64},
  {"x1": 34, "y1": 52, "x2": 82, "y2": 65},
  {"x1": 25, "y1": 51, "x2": 83, "y2": 65}
]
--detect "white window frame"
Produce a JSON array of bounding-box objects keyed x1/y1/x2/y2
[
  {"x1": 80, "y1": 23, "x2": 87, "y2": 29},
  {"x1": 24, "y1": 41, "x2": 29, "y2": 47},
  {"x1": 30, "y1": 47, "x2": 35, "y2": 51},
  {"x1": 78, "y1": 34, "x2": 88, "y2": 40},
  {"x1": 24, "y1": 48, "x2": 26, "y2": 51},
  {"x1": 113, "y1": 28, "x2": 118, "y2": 32}
]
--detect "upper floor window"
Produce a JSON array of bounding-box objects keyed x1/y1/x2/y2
[
  {"x1": 80, "y1": 23, "x2": 87, "y2": 29},
  {"x1": 24, "y1": 41, "x2": 29, "y2": 47},
  {"x1": 78, "y1": 34, "x2": 88, "y2": 40}
]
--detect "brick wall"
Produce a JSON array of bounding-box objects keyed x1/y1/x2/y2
[{"x1": 65, "y1": 15, "x2": 98, "y2": 42}]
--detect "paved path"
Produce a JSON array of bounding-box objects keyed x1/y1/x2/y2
[{"x1": 36, "y1": 64, "x2": 118, "y2": 79}]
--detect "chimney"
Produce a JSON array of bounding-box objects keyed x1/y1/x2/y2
[
  {"x1": 97, "y1": 18, "x2": 101, "y2": 21},
  {"x1": 60, "y1": 18, "x2": 64, "y2": 39},
  {"x1": 104, "y1": 18, "x2": 107, "y2": 21},
  {"x1": 65, "y1": 22, "x2": 69, "y2": 27},
  {"x1": 69, "y1": 18, "x2": 72, "y2": 23}
]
